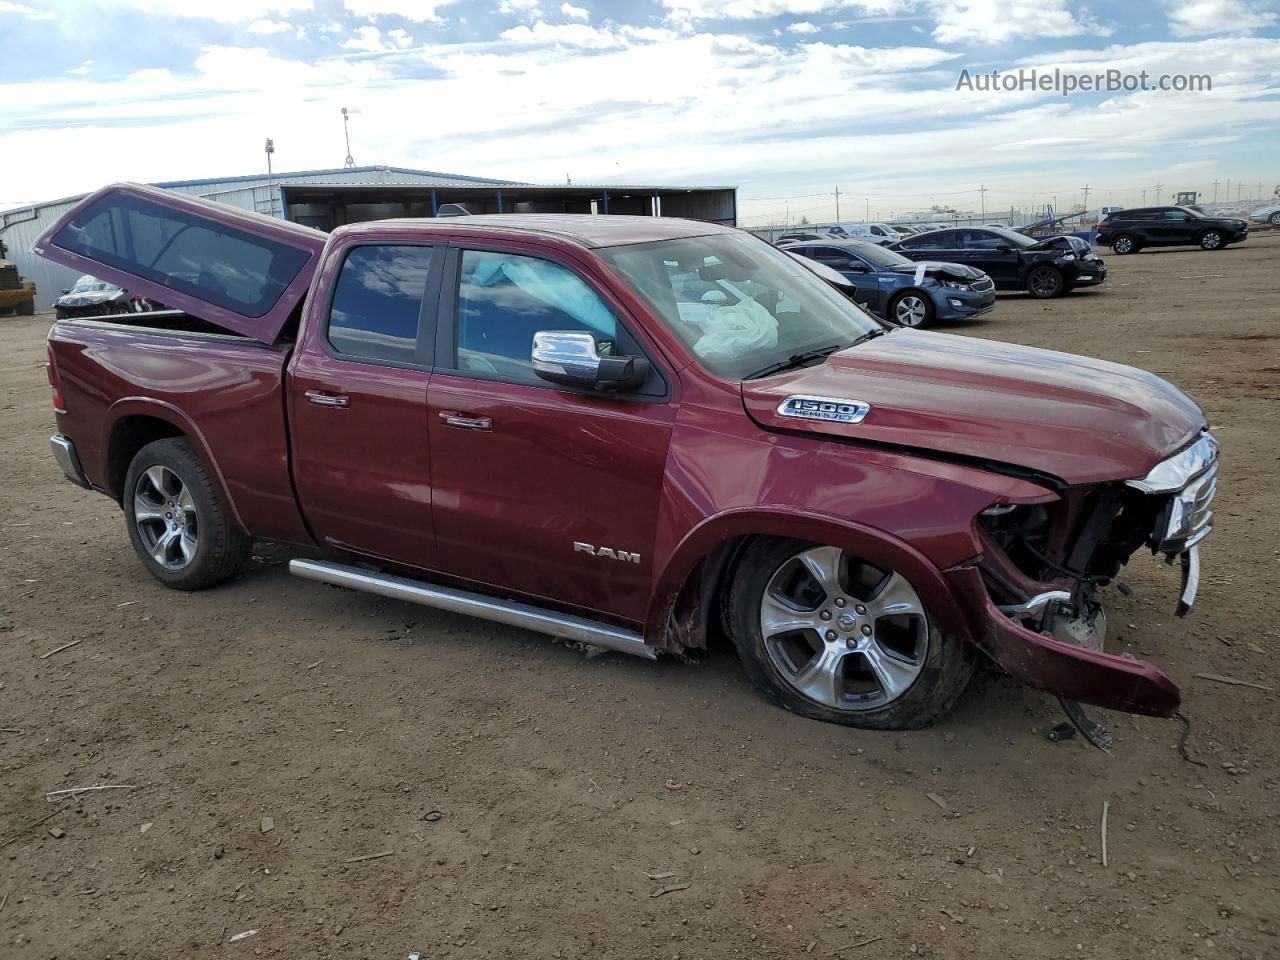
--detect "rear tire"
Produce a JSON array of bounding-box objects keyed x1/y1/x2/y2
[
  {"x1": 16, "y1": 298, "x2": 34, "y2": 316},
  {"x1": 727, "y1": 538, "x2": 974, "y2": 730},
  {"x1": 1199, "y1": 229, "x2": 1224, "y2": 250},
  {"x1": 1111, "y1": 234, "x2": 1138, "y2": 255},
  {"x1": 123, "y1": 438, "x2": 251, "y2": 591},
  {"x1": 1026, "y1": 265, "x2": 1065, "y2": 298},
  {"x1": 1269, "y1": 212, "x2": 1280, "y2": 226}
]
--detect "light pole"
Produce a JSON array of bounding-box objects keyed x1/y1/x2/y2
[
  {"x1": 342, "y1": 107, "x2": 356, "y2": 169},
  {"x1": 264, "y1": 138, "x2": 275, "y2": 217}
]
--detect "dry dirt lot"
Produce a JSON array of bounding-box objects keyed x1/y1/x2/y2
[{"x1": 2, "y1": 234, "x2": 1278, "y2": 959}]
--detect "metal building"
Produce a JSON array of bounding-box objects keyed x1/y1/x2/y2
[{"x1": 1, "y1": 165, "x2": 738, "y2": 311}]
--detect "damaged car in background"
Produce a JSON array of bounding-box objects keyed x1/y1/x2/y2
[
  {"x1": 888, "y1": 226, "x2": 1107, "y2": 299},
  {"x1": 784, "y1": 238, "x2": 995, "y2": 327},
  {"x1": 39, "y1": 184, "x2": 1215, "y2": 743}
]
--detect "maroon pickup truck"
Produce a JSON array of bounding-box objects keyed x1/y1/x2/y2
[{"x1": 39, "y1": 183, "x2": 1217, "y2": 733}]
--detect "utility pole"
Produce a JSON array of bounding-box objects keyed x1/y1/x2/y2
[
  {"x1": 978, "y1": 184, "x2": 988, "y2": 218},
  {"x1": 264, "y1": 137, "x2": 275, "y2": 217},
  {"x1": 1141, "y1": 189, "x2": 1147, "y2": 205},
  {"x1": 1153, "y1": 181, "x2": 1163, "y2": 204},
  {"x1": 1212, "y1": 179, "x2": 1219, "y2": 202},
  {"x1": 1238, "y1": 183, "x2": 1243, "y2": 201},
  {"x1": 1081, "y1": 184, "x2": 1091, "y2": 213},
  {"x1": 1225, "y1": 177, "x2": 1230, "y2": 201},
  {"x1": 341, "y1": 107, "x2": 356, "y2": 168},
  {"x1": 865, "y1": 198, "x2": 869, "y2": 220},
  {"x1": 832, "y1": 185, "x2": 841, "y2": 223}
]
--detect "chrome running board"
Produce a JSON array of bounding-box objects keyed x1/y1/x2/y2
[{"x1": 288, "y1": 559, "x2": 657, "y2": 660}]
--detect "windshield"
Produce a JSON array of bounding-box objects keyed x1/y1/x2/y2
[
  {"x1": 848, "y1": 242, "x2": 913, "y2": 268},
  {"x1": 599, "y1": 232, "x2": 882, "y2": 380},
  {"x1": 70, "y1": 275, "x2": 120, "y2": 294}
]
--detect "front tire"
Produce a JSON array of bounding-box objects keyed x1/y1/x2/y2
[
  {"x1": 16, "y1": 298, "x2": 34, "y2": 316},
  {"x1": 123, "y1": 438, "x2": 250, "y2": 591},
  {"x1": 1026, "y1": 264, "x2": 1065, "y2": 298},
  {"x1": 888, "y1": 291, "x2": 935, "y2": 327},
  {"x1": 727, "y1": 538, "x2": 974, "y2": 730},
  {"x1": 1199, "y1": 229, "x2": 1224, "y2": 250},
  {"x1": 1269, "y1": 212, "x2": 1280, "y2": 226},
  {"x1": 1111, "y1": 234, "x2": 1138, "y2": 255}
]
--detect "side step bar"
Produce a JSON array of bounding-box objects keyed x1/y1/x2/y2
[{"x1": 288, "y1": 559, "x2": 657, "y2": 660}]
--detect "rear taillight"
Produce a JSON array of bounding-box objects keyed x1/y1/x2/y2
[
  {"x1": 1097, "y1": 220, "x2": 1111, "y2": 230},
  {"x1": 47, "y1": 345, "x2": 65, "y2": 412}
]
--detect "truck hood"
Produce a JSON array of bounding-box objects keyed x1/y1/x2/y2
[
  {"x1": 741, "y1": 329, "x2": 1206, "y2": 486},
  {"x1": 884, "y1": 261, "x2": 984, "y2": 282}
]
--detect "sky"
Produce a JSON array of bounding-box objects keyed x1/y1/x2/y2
[{"x1": 1, "y1": 0, "x2": 1278, "y2": 226}]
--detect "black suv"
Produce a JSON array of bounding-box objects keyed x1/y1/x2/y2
[
  {"x1": 1096, "y1": 206, "x2": 1248, "y2": 255},
  {"x1": 885, "y1": 226, "x2": 1106, "y2": 299}
]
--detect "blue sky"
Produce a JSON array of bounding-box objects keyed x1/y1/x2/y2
[{"x1": 2, "y1": 0, "x2": 1278, "y2": 224}]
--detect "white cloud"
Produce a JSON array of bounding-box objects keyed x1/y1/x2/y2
[
  {"x1": 344, "y1": 0, "x2": 455, "y2": 22},
  {"x1": 661, "y1": 0, "x2": 905, "y2": 21},
  {"x1": 560, "y1": 2, "x2": 589, "y2": 19},
  {"x1": 499, "y1": 0, "x2": 542, "y2": 19},
  {"x1": 68, "y1": 59, "x2": 93, "y2": 75},
  {"x1": 248, "y1": 19, "x2": 292, "y2": 34},
  {"x1": 930, "y1": 0, "x2": 1110, "y2": 44},
  {"x1": 122, "y1": 0, "x2": 313, "y2": 22},
  {"x1": 0, "y1": 0, "x2": 54, "y2": 18},
  {"x1": 786, "y1": 20, "x2": 821, "y2": 32},
  {"x1": 1168, "y1": 0, "x2": 1277, "y2": 35},
  {"x1": 344, "y1": 25, "x2": 416, "y2": 51}
]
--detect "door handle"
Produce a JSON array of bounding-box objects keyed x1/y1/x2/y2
[
  {"x1": 439, "y1": 410, "x2": 492, "y2": 431},
  {"x1": 305, "y1": 390, "x2": 349, "y2": 408}
]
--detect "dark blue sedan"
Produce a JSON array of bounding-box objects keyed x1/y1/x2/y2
[{"x1": 784, "y1": 239, "x2": 995, "y2": 327}]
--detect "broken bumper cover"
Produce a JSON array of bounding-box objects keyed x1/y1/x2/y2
[{"x1": 946, "y1": 566, "x2": 1181, "y2": 718}]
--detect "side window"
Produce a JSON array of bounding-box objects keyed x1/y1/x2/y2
[
  {"x1": 957, "y1": 230, "x2": 1002, "y2": 250},
  {"x1": 455, "y1": 250, "x2": 617, "y2": 382},
  {"x1": 916, "y1": 231, "x2": 953, "y2": 249},
  {"x1": 810, "y1": 246, "x2": 857, "y2": 268},
  {"x1": 327, "y1": 245, "x2": 435, "y2": 364}
]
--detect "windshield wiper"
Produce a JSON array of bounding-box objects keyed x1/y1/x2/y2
[
  {"x1": 849, "y1": 326, "x2": 892, "y2": 346},
  {"x1": 745, "y1": 343, "x2": 846, "y2": 380}
]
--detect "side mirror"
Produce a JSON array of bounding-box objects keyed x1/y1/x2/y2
[
  {"x1": 61, "y1": 289, "x2": 70, "y2": 294},
  {"x1": 532, "y1": 331, "x2": 649, "y2": 392}
]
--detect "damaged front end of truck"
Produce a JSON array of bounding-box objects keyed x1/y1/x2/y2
[{"x1": 950, "y1": 432, "x2": 1218, "y2": 744}]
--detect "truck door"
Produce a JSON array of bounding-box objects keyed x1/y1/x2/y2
[
  {"x1": 426, "y1": 243, "x2": 675, "y2": 624},
  {"x1": 287, "y1": 239, "x2": 443, "y2": 568}
]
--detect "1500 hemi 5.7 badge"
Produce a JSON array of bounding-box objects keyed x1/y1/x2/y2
[{"x1": 777, "y1": 395, "x2": 870, "y2": 424}]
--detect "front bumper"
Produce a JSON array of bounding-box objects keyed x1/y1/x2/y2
[
  {"x1": 933, "y1": 287, "x2": 996, "y2": 319},
  {"x1": 1067, "y1": 259, "x2": 1107, "y2": 286},
  {"x1": 947, "y1": 566, "x2": 1181, "y2": 716},
  {"x1": 51, "y1": 435, "x2": 90, "y2": 489}
]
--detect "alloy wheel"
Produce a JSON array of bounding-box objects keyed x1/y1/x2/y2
[
  {"x1": 759, "y1": 546, "x2": 929, "y2": 710},
  {"x1": 1201, "y1": 230, "x2": 1222, "y2": 250},
  {"x1": 133, "y1": 465, "x2": 198, "y2": 570},
  {"x1": 1113, "y1": 236, "x2": 1134, "y2": 254},
  {"x1": 894, "y1": 295, "x2": 928, "y2": 326},
  {"x1": 1029, "y1": 268, "x2": 1061, "y2": 297}
]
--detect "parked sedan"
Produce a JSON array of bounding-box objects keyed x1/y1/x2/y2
[
  {"x1": 787, "y1": 239, "x2": 995, "y2": 327},
  {"x1": 887, "y1": 227, "x2": 1106, "y2": 298},
  {"x1": 1096, "y1": 206, "x2": 1248, "y2": 254},
  {"x1": 54, "y1": 275, "x2": 132, "y2": 319}
]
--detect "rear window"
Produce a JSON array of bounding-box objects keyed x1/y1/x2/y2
[
  {"x1": 50, "y1": 192, "x2": 311, "y2": 318},
  {"x1": 327, "y1": 245, "x2": 436, "y2": 364}
]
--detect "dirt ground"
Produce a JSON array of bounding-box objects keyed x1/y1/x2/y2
[{"x1": 2, "y1": 234, "x2": 1278, "y2": 960}]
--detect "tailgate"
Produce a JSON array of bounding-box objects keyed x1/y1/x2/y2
[{"x1": 34, "y1": 182, "x2": 324, "y2": 344}]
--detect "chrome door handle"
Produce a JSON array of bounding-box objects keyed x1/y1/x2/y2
[
  {"x1": 439, "y1": 411, "x2": 491, "y2": 431},
  {"x1": 305, "y1": 390, "x2": 349, "y2": 408}
]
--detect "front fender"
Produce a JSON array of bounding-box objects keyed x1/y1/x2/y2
[{"x1": 643, "y1": 507, "x2": 976, "y2": 648}]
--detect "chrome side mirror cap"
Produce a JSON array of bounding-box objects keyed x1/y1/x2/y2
[{"x1": 531, "y1": 331, "x2": 648, "y2": 392}]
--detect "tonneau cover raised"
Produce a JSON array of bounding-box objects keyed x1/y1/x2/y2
[{"x1": 35, "y1": 182, "x2": 325, "y2": 343}]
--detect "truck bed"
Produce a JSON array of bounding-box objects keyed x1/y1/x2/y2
[{"x1": 48, "y1": 313, "x2": 313, "y2": 546}]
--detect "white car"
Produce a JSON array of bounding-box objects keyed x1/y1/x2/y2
[
  {"x1": 1249, "y1": 203, "x2": 1280, "y2": 226},
  {"x1": 831, "y1": 222, "x2": 906, "y2": 246}
]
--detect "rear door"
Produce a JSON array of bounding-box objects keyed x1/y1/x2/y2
[
  {"x1": 287, "y1": 237, "x2": 444, "y2": 569},
  {"x1": 34, "y1": 183, "x2": 324, "y2": 343},
  {"x1": 955, "y1": 229, "x2": 1020, "y2": 286}
]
